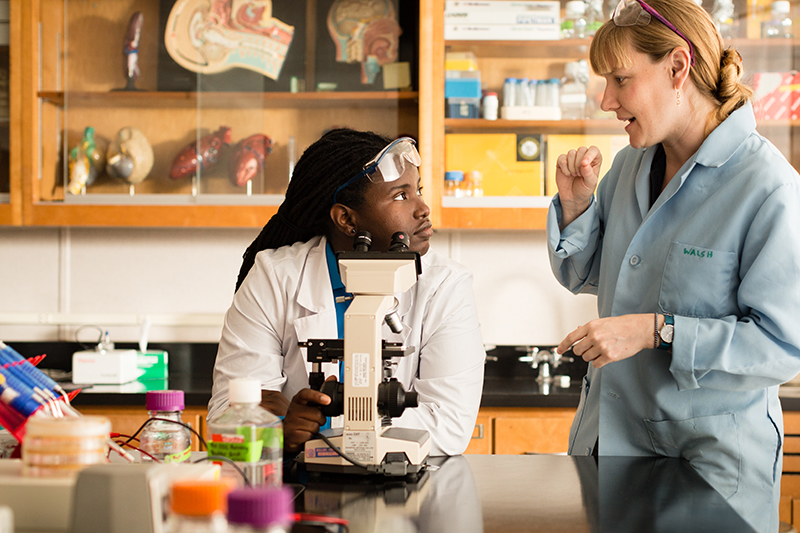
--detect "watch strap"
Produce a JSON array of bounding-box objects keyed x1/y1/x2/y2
[{"x1": 658, "y1": 313, "x2": 674, "y2": 351}]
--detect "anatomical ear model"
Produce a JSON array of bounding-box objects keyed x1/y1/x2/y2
[
  {"x1": 164, "y1": 0, "x2": 295, "y2": 81},
  {"x1": 231, "y1": 134, "x2": 272, "y2": 187},
  {"x1": 106, "y1": 127, "x2": 154, "y2": 185},
  {"x1": 170, "y1": 126, "x2": 232, "y2": 180},
  {"x1": 327, "y1": 0, "x2": 402, "y2": 84}
]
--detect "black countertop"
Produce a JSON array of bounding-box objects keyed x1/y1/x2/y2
[
  {"x1": 10, "y1": 342, "x2": 800, "y2": 411},
  {"x1": 293, "y1": 454, "x2": 757, "y2": 533}
]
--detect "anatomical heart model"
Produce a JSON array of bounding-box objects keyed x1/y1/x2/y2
[
  {"x1": 327, "y1": 0, "x2": 402, "y2": 84},
  {"x1": 170, "y1": 126, "x2": 232, "y2": 180},
  {"x1": 164, "y1": 0, "x2": 295, "y2": 80},
  {"x1": 230, "y1": 134, "x2": 272, "y2": 187}
]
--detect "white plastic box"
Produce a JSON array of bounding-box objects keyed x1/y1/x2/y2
[{"x1": 444, "y1": 1, "x2": 560, "y2": 40}]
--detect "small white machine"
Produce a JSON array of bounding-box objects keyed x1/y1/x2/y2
[
  {"x1": 300, "y1": 231, "x2": 431, "y2": 477},
  {"x1": 72, "y1": 331, "x2": 139, "y2": 384}
]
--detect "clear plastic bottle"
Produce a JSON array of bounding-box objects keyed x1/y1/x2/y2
[
  {"x1": 207, "y1": 378, "x2": 283, "y2": 487},
  {"x1": 560, "y1": 60, "x2": 589, "y2": 120},
  {"x1": 227, "y1": 488, "x2": 293, "y2": 533},
  {"x1": 469, "y1": 170, "x2": 484, "y2": 197},
  {"x1": 503, "y1": 78, "x2": 517, "y2": 108},
  {"x1": 762, "y1": 1, "x2": 794, "y2": 38},
  {"x1": 139, "y1": 390, "x2": 192, "y2": 463},
  {"x1": 712, "y1": 0, "x2": 737, "y2": 39},
  {"x1": 164, "y1": 480, "x2": 232, "y2": 533},
  {"x1": 585, "y1": 0, "x2": 604, "y2": 37},
  {"x1": 444, "y1": 171, "x2": 464, "y2": 197},
  {"x1": 562, "y1": 1, "x2": 587, "y2": 39}
]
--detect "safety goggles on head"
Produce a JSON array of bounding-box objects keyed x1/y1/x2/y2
[
  {"x1": 332, "y1": 137, "x2": 421, "y2": 205},
  {"x1": 612, "y1": 0, "x2": 695, "y2": 66}
]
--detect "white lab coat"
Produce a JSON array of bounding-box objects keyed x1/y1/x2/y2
[{"x1": 210, "y1": 235, "x2": 486, "y2": 456}]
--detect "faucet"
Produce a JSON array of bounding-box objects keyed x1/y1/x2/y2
[{"x1": 518, "y1": 347, "x2": 573, "y2": 384}]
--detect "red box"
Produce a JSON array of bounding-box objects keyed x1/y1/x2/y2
[{"x1": 753, "y1": 72, "x2": 800, "y2": 120}]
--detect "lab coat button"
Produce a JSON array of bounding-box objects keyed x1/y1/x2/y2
[{"x1": 629, "y1": 255, "x2": 640, "y2": 266}]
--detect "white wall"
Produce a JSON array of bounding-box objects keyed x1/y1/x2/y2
[{"x1": 0, "y1": 227, "x2": 598, "y2": 346}]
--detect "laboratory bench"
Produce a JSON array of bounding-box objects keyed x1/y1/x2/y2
[
  {"x1": 7, "y1": 341, "x2": 800, "y2": 526},
  {"x1": 291, "y1": 454, "x2": 757, "y2": 533}
]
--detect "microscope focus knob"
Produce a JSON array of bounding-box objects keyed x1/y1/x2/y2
[
  {"x1": 378, "y1": 378, "x2": 418, "y2": 418},
  {"x1": 319, "y1": 380, "x2": 344, "y2": 417}
]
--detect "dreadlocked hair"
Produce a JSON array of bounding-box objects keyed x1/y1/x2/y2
[{"x1": 235, "y1": 128, "x2": 392, "y2": 292}]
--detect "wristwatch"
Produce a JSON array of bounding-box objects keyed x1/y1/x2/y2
[{"x1": 658, "y1": 313, "x2": 674, "y2": 351}]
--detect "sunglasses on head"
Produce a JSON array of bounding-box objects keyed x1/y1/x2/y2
[
  {"x1": 612, "y1": 0, "x2": 695, "y2": 66},
  {"x1": 332, "y1": 137, "x2": 421, "y2": 205}
]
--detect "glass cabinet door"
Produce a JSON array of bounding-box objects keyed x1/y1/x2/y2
[
  {"x1": 435, "y1": 0, "x2": 800, "y2": 229},
  {"x1": 36, "y1": 0, "x2": 419, "y2": 211},
  {"x1": 0, "y1": 0, "x2": 9, "y2": 213}
]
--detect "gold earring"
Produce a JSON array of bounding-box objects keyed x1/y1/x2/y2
[{"x1": 676, "y1": 89, "x2": 681, "y2": 107}]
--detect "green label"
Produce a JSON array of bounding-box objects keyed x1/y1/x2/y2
[
  {"x1": 163, "y1": 446, "x2": 191, "y2": 464},
  {"x1": 208, "y1": 427, "x2": 282, "y2": 462},
  {"x1": 208, "y1": 440, "x2": 264, "y2": 462}
]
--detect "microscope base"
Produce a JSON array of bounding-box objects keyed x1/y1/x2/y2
[{"x1": 302, "y1": 427, "x2": 431, "y2": 477}]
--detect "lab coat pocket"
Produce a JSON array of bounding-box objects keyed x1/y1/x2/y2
[
  {"x1": 644, "y1": 413, "x2": 740, "y2": 499},
  {"x1": 659, "y1": 242, "x2": 738, "y2": 318}
]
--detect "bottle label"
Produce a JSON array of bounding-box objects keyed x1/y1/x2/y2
[
  {"x1": 208, "y1": 427, "x2": 282, "y2": 462},
  {"x1": 163, "y1": 446, "x2": 191, "y2": 463}
]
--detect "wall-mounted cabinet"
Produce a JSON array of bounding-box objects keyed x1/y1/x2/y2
[
  {"x1": 9, "y1": 0, "x2": 800, "y2": 228},
  {"x1": 430, "y1": 0, "x2": 800, "y2": 230},
  {"x1": 21, "y1": 0, "x2": 420, "y2": 227},
  {"x1": 0, "y1": 0, "x2": 18, "y2": 225}
]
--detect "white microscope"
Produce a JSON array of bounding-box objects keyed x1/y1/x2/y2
[{"x1": 299, "y1": 231, "x2": 431, "y2": 477}]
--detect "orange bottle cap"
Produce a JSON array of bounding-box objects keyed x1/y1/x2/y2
[{"x1": 170, "y1": 479, "x2": 234, "y2": 516}]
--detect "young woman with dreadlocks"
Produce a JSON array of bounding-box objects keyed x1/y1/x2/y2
[{"x1": 209, "y1": 128, "x2": 485, "y2": 457}]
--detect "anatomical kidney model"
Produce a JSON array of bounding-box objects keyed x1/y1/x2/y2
[
  {"x1": 327, "y1": 0, "x2": 402, "y2": 84},
  {"x1": 170, "y1": 126, "x2": 232, "y2": 180},
  {"x1": 67, "y1": 127, "x2": 106, "y2": 195},
  {"x1": 106, "y1": 127, "x2": 154, "y2": 185},
  {"x1": 230, "y1": 134, "x2": 272, "y2": 187},
  {"x1": 164, "y1": 0, "x2": 295, "y2": 81}
]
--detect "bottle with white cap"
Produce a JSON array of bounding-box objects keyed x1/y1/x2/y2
[
  {"x1": 562, "y1": 1, "x2": 588, "y2": 39},
  {"x1": 762, "y1": 1, "x2": 794, "y2": 38},
  {"x1": 207, "y1": 378, "x2": 283, "y2": 488}
]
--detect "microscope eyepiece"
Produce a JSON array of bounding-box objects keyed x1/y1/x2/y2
[
  {"x1": 388, "y1": 232, "x2": 410, "y2": 252},
  {"x1": 353, "y1": 230, "x2": 372, "y2": 252}
]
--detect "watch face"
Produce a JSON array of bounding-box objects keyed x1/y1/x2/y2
[{"x1": 661, "y1": 324, "x2": 675, "y2": 344}]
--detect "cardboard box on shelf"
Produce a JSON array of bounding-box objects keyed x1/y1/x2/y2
[
  {"x1": 752, "y1": 72, "x2": 800, "y2": 120},
  {"x1": 445, "y1": 133, "x2": 544, "y2": 196},
  {"x1": 545, "y1": 134, "x2": 629, "y2": 196}
]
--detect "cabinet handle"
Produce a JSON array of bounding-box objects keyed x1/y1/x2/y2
[{"x1": 472, "y1": 423, "x2": 484, "y2": 440}]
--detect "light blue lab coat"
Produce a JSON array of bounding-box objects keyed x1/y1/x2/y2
[{"x1": 547, "y1": 102, "x2": 800, "y2": 533}]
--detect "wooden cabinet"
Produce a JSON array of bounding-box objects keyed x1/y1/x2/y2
[
  {"x1": 427, "y1": 0, "x2": 800, "y2": 230},
  {"x1": 78, "y1": 405, "x2": 208, "y2": 453},
  {"x1": 18, "y1": 0, "x2": 422, "y2": 227},
  {"x1": 781, "y1": 411, "x2": 800, "y2": 526},
  {"x1": 465, "y1": 407, "x2": 575, "y2": 455},
  {"x1": 9, "y1": 2, "x2": 800, "y2": 229}
]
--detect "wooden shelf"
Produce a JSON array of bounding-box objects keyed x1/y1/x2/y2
[
  {"x1": 445, "y1": 39, "x2": 591, "y2": 59},
  {"x1": 38, "y1": 90, "x2": 419, "y2": 109},
  {"x1": 440, "y1": 206, "x2": 548, "y2": 230},
  {"x1": 445, "y1": 38, "x2": 800, "y2": 59},
  {"x1": 445, "y1": 118, "x2": 626, "y2": 133}
]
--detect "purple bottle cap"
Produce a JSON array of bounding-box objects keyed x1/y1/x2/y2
[
  {"x1": 227, "y1": 487, "x2": 294, "y2": 527},
  {"x1": 145, "y1": 390, "x2": 185, "y2": 411}
]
